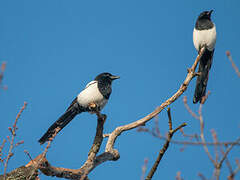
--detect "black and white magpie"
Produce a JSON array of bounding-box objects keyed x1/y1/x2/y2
[
  {"x1": 193, "y1": 10, "x2": 216, "y2": 103},
  {"x1": 38, "y1": 72, "x2": 120, "y2": 144}
]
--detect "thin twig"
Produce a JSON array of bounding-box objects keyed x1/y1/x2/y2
[
  {"x1": 24, "y1": 150, "x2": 33, "y2": 162},
  {"x1": 211, "y1": 129, "x2": 219, "y2": 164},
  {"x1": 145, "y1": 108, "x2": 187, "y2": 180},
  {"x1": 228, "y1": 159, "x2": 240, "y2": 179},
  {"x1": 214, "y1": 138, "x2": 240, "y2": 180},
  {"x1": 176, "y1": 171, "x2": 183, "y2": 180},
  {"x1": 183, "y1": 96, "x2": 199, "y2": 119},
  {"x1": 198, "y1": 173, "x2": 207, "y2": 180},
  {"x1": 0, "y1": 139, "x2": 6, "y2": 156},
  {"x1": 28, "y1": 127, "x2": 60, "y2": 180},
  {"x1": 138, "y1": 126, "x2": 240, "y2": 146},
  {"x1": 3, "y1": 102, "x2": 27, "y2": 178},
  {"x1": 219, "y1": 145, "x2": 233, "y2": 178},
  {"x1": 218, "y1": 137, "x2": 240, "y2": 168},
  {"x1": 141, "y1": 158, "x2": 148, "y2": 180},
  {"x1": 0, "y1": 62, "x2": 7, "y2": 90},
  {"x1": 198, "y1": 104, "x2": 216, "y2": 166},
  {"x1": 167, "y1": 108, "x2": 173, "y2": 131},
  {"x1": 226, "y1": 51, "x2": 240, "y2": 77}
]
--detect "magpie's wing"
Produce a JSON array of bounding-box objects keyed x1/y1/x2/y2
[
  {"x1": 66, "y1": 97, "x2": 78, "y2": 111},
  {"x1": 38, "y1": 98, "x2": 81, "y2": 144},
  {"x1": 66, "y1": 81, "x2": 97, "y2": 111},
  {"x1": 193, "y1": 49, "x2": 214, "y2": 103}
]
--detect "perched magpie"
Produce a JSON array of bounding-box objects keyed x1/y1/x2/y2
[
  {"x1": 193, "y1": 10, "x2": 216, "y2": 104},
  {"x1": 38, "y1": 72, "x2": 120, "y2": 144}
]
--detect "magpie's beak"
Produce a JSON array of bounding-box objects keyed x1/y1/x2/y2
[
  {"x1": 110, "y1": 75, "x2": 120, "y2": 80},
  {"x1": 208, "y1": 10, "x2": 213, "y2": 16}
]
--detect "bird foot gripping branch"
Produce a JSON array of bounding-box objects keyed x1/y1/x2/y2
[
  {"x1": 88, "y1": 102, "x2": 107, "y2": 122},
  {"x1": 88, "y1": 102, "x2": 98, "y2": 114},
  {"x1": 194, "y1": 72, "x2": 202, "y2": 77},
  {"x1": 88, "y1": 102, "x2": 97, "y2": 109}
]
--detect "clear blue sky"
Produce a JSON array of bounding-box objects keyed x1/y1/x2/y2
[{"x1": 0, "y1": 0, "x2": 240, "y2": 179}]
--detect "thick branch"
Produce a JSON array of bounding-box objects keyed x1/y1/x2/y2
[
  {"x1": 37, "y1": 113, "x2": 106, "y2": 180},
  {"x1": 0, "y1": 166, "x2": 38, "y2": 180}
]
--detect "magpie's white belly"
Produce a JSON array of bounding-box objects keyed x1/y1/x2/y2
[
  {"x1": 77, "y1": 81, "x2": 107, "y2": 110},
  {"x1": 193, "y1": 25, "x2": 216, "y2": 51}
]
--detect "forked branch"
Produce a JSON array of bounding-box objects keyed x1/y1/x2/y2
[{"x1": 145, "y1": 108, "x2": 186, "y2": 180}]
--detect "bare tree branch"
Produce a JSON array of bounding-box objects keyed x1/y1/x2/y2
[
  {"x1": 145, "y1": 108, "x2": 187, "y2": 180},
  {"x1": 198, "y1": 173, "x2": 207, "y2": 180},
  {"x1": 0, "y1": 62, "x2": 7, "y2": 90},
  {"x1": 0, "y1": 139, "x2": 6, "y2": 163},
  {"x1": 226, "y1": 51, "x2": 240, "y2": 77},
  {"x1": 183, "y1": 94, "x2": 240, "y2": 180},
  {"x1": 228, "y1": 159, "x2": 240, "y2": 180},
  {"x1": 3, "y1": 102, "x2": 27, "y2": 178},
  {"x1": 141, "y1": 158, "x2": 148, "y2": 180},
  {"x1": 198, "y1": 103, "x2": 216, "y2": 166},
  {"x1": 176, "y1": 171, "x2": 184, "y2": 180},
  {"x1": 218, "y1": 137, "x2": 240, "y2": 169},
  {"x1": 34, "y1": 113, "x2": 106, "y2": 179}
]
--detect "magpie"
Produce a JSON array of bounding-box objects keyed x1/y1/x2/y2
[
  {"x1": 38, "y1": 72, "x2": 120, "y2": 144},
  {"x1": 193, "y1": 10, "x2": 216, "y2": 104}
]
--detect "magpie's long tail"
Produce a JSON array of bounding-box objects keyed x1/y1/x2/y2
[
  {"x1": 38, "y1": 102, "x2": 81, "y2": 144},
  {"x1": 193, "y1": 49, "x2": 214, "y2": 104}
]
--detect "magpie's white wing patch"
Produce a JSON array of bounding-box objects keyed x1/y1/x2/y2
[
  {"x1": 85, "y1": 80, "x2": 97, "y2": 89},
  {"x1": 193, "y1": 25, "x2": 216, "y2": 51},
  {"x1": 77, "y1": 80, "x2": 107, "y2": 110}
]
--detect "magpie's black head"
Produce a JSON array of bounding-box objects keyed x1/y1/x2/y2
[
  {"x1": 95, "y1": 72, "x2": 119, "y2": 99},
  {"x1": 195, "y1": 10, "x2": 214, "y2": 30},
  {"x1": 197, "y1": 10, "x2": 213, "y2": 21},
  {"x1": 95, "y1": 72, "x2": 120, "y2": 84}
]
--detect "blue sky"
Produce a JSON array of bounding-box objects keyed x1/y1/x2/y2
[{"x1": 0, "y1": 0, "x2": 240, "y2": 179}]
